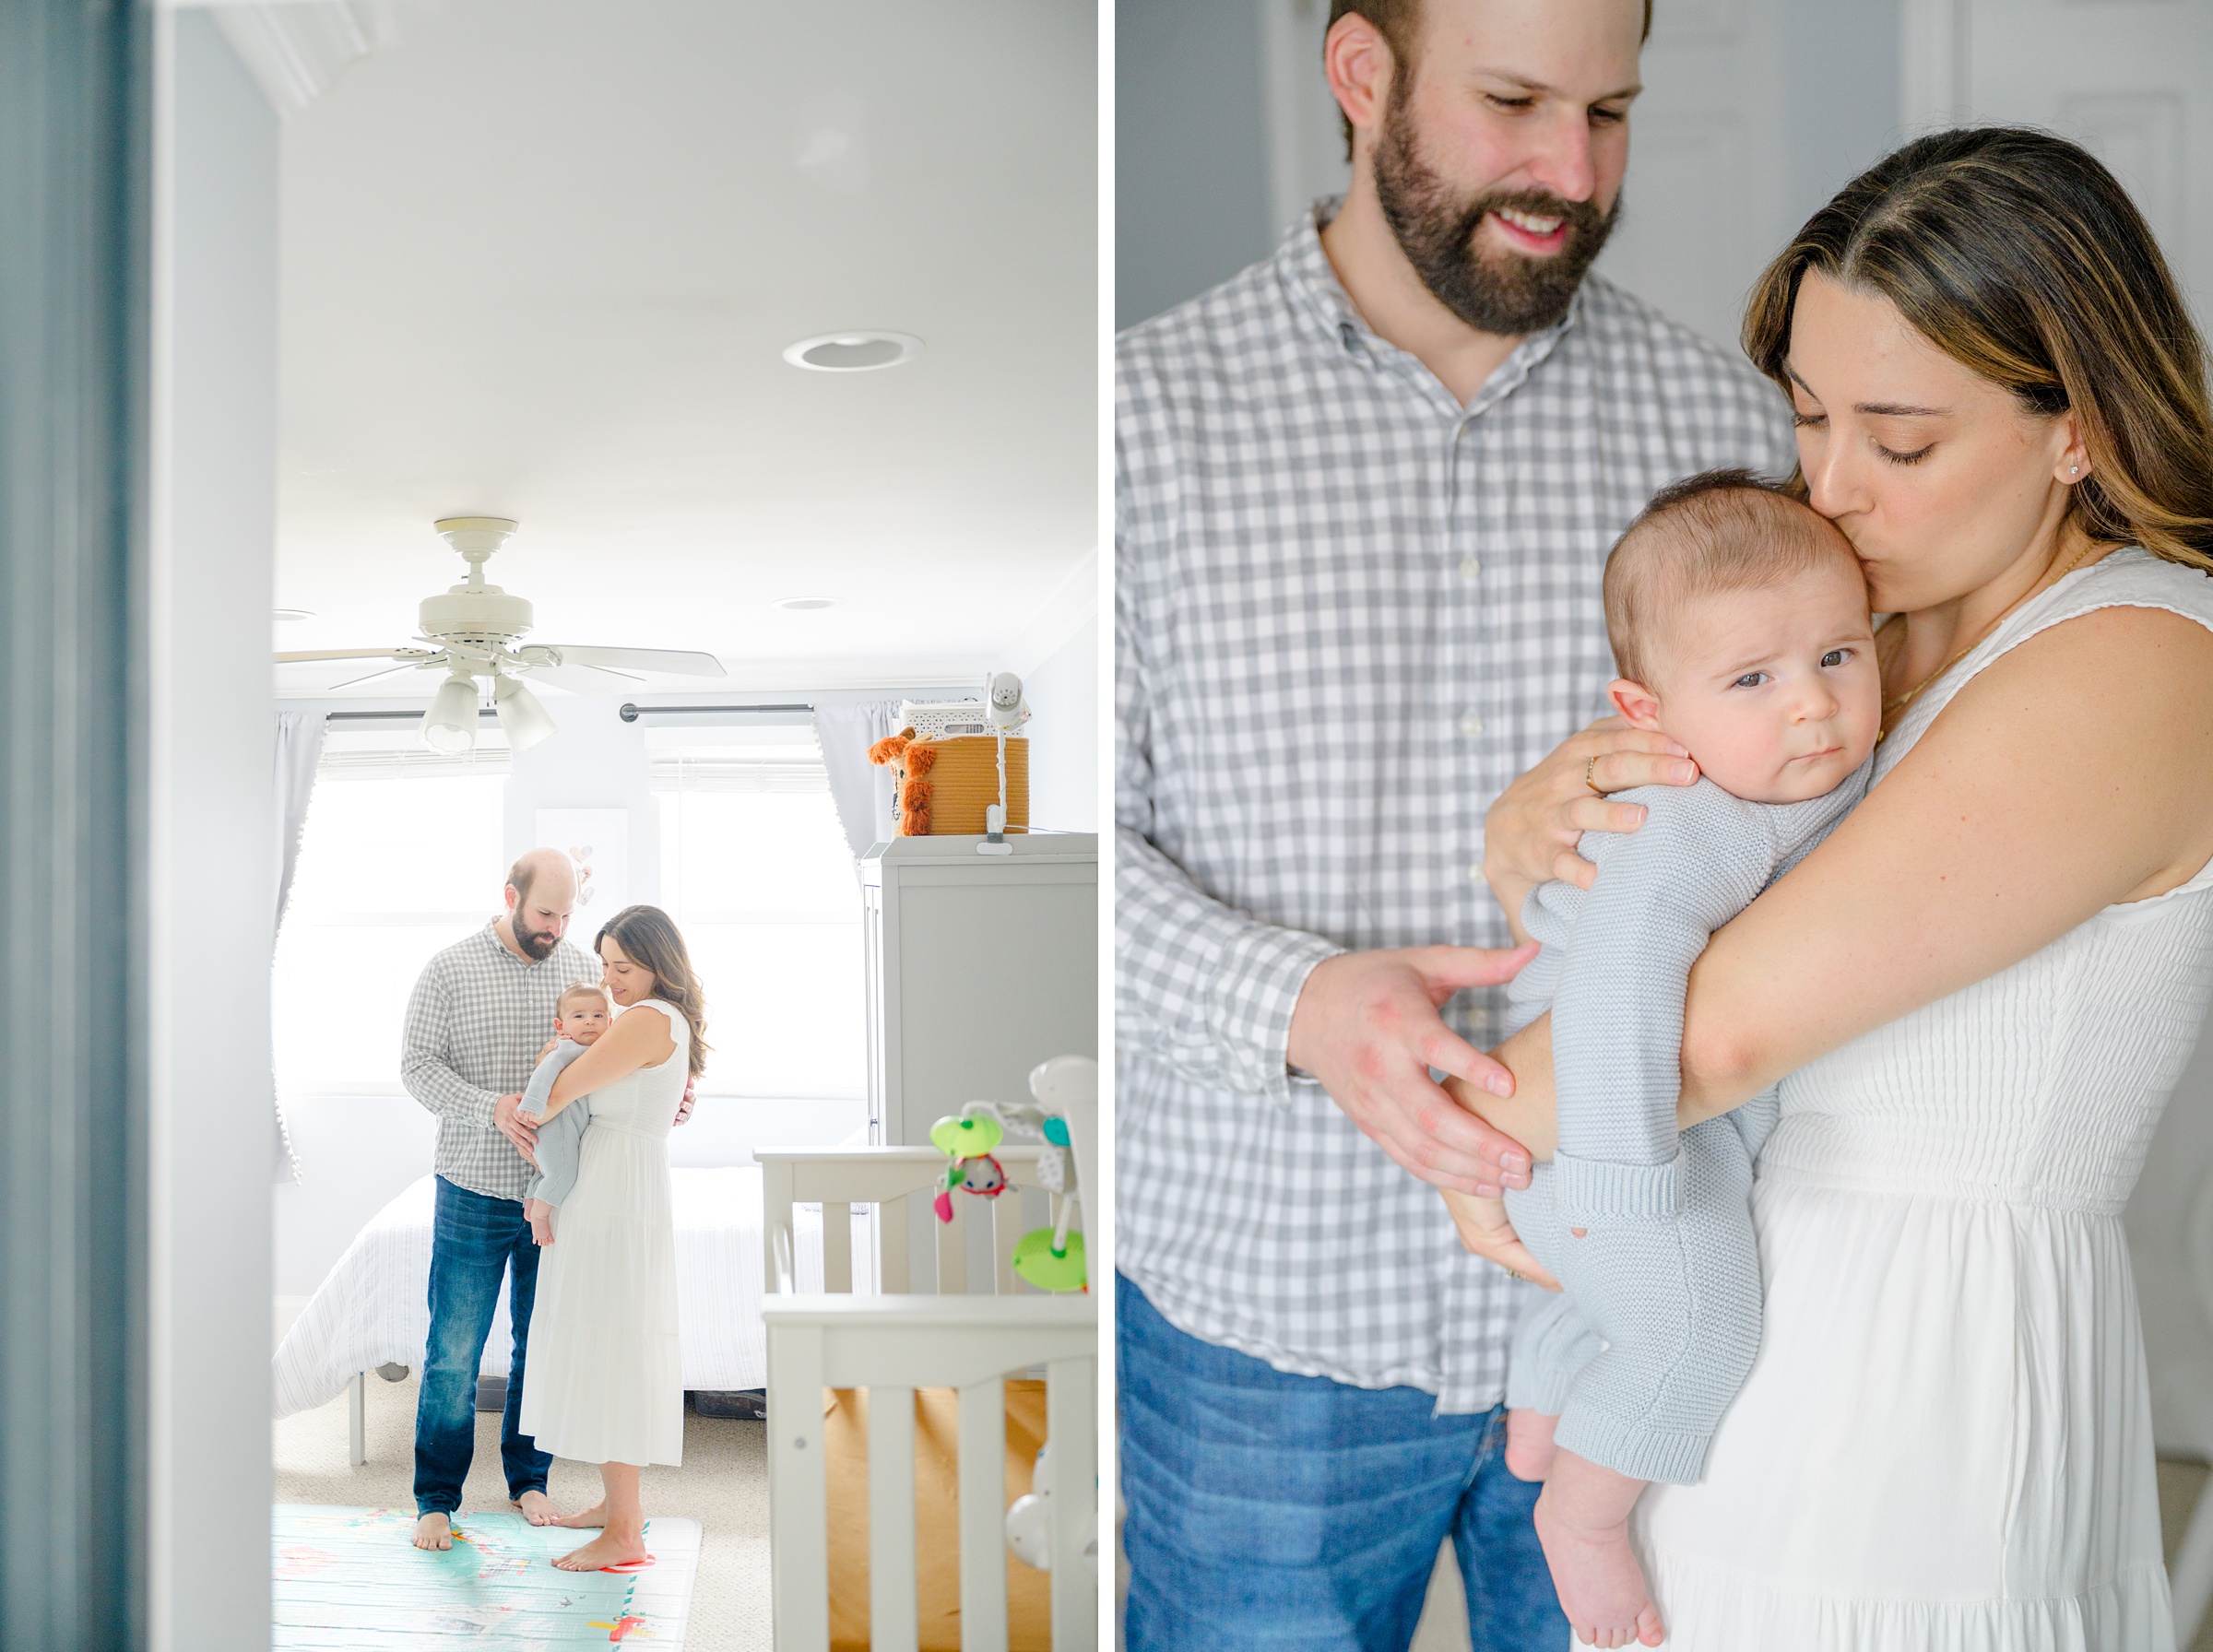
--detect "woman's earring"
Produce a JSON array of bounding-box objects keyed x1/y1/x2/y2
[{"x1": 2070, "y1": 463, "x2": 2082, "y2": 477}]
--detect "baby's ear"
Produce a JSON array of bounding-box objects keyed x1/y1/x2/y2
[{"x1": 1608, "y1": 678, "x2": 1664, "y2": 730}]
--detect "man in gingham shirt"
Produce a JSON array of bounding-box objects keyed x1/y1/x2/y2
[
  {"x1": 401, "y1": 847, "x2": 595, "y2": 1549},
  {"x1": 1116, "y1": 2, "x2": 1793, "y2": 1644}
]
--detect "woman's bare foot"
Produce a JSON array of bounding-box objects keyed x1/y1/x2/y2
[
  {"x1": 411, "y1": 1512, "x2": 453, "y2": 1551},
  {"x1": 1533, "y1": 1454, "x2": 1664, "y2": 1648},
  {"x1": 553, "y1": 1499, "x2": 608, "y2": 1529},
  {"x1": 552, "y1": 1529, "x2": 648, "y2": 1572},
  {"x1": 513, "y1": 1490, "x2": 562, "y2": 1527},
  {"x1": 1505, "y1": 1408, "x2": 1559, "y2": 1481}
]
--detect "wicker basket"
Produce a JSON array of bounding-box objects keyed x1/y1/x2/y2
[{"x1": 905, "y1": 736, "x2": 1027, "y2": 835}]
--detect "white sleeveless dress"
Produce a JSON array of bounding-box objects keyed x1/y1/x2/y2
[
  {"x1": 518, "y1": 997, "x2": 688, "y2": 1468},
  {"x1": 1637, "y1": 549, "x2": 2213, "y2": 1649}
]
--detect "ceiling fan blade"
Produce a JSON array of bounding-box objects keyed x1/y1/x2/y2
[
  {"x1": 527, "y1": 663, "x2": 644, "y2": 698},
  {"x1": 325, "y1": 662, "x2": 423, "y2": 691},
  {"x1": 538, "y1": 644, "x2": 726, "y2": 678},
  {"x1": 276, "y1": 647, "x2": 433, "y2": 666}
]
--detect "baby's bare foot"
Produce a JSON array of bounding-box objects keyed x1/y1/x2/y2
[
  {"x1": 411, "y1": 1512, "x2": 453, "y2": 1551},
  {"x1": 513, "y1": 1489, "x2": 562, "y2": 1526},
  {"x1": 554, "y1": 1499, "x2": 608, "y2": 1529},
  {"x1": 552, "y1": 1530, "x2": 648, "y2": 1572},
  {"x1": 1533, "y1": 1489, "x2": 1664, "y2": 1648},
  {"x1": 1505, "y1": 1408, "x2": 1559, "y2": 1482}
]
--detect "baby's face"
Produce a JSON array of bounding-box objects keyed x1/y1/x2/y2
[
  {"x1": 558, "y1": 1001, "x2": 610, "y2": 1044},
  {"x1": 1631, "y1": 560, "x2": 1881, "y2": 804}
]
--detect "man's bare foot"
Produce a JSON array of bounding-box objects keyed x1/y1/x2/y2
[
  {"x1": 554, "y1": 1499, "x2": 608, "y2": 1529},
  {"x1": 513, "y1": 1489, "x2": 562, "y2": 1526},
  {"x1": 552, "y1": 1529, "x2": 648, "y2": 1572},
  {"x1": 1534, "y1": 1486, "x2": 1664, "y2": 1649},
  {"x1": 1505, "y1": 1408, "x2": 1559, "y2": 1481},
  {"x1": 411, "y1": 1512, "x2": 453, "y2": 1551}
]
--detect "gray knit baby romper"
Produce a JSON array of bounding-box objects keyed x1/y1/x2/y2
[{"x1": 1498, "y1": 758, "x2": 1870, "y2": 1483}]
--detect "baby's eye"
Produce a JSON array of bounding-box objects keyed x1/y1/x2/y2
[
  {"x1": 1821, "y1": 648, "x2": 1852, "y2": 667},
  {"x1": 1732, "y1": 671, "x2": 1768, "y2": 690}
]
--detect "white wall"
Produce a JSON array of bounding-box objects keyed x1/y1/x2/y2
[
  {"x1": 503, "y1": 692, "x2": 660, "y2": 908},
  {"x1": 1021, "y1": 619, "x2": 1100, "y2": 832},
  {"x1": 157, "y1": 13, "x2": 279, "y2": 1645}
]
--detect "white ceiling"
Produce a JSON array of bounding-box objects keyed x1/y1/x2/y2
[{"x1": 268, "y1": 0, "x2": 1096, "y2": 698}]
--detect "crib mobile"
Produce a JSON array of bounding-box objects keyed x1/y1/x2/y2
[{"x1": 926, "y1": 1103, "x2": 1087, "y2": 1293}]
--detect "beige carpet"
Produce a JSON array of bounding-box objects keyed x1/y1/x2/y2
[{"x1": 274, "y1": 1370, "x2": 769, "y2": 1652}]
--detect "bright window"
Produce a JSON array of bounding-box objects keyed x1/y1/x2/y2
[
  {"x1": 273, "y1": 733, "x2": 510, "y2": 1096},
  {"x1": 654, "y1": 725, "x2": 865, "y2": 1099}
]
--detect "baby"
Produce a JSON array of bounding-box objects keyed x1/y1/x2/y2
[
  {"x1": 519, "y1": 984, "x2": 612, "y2": 1245},
  {"x1": 1483, "y1": 470, "x2": 1882, "y2": 1647}
]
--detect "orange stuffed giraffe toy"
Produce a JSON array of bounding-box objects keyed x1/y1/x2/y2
[{"x1": 867, "y1": 728, "x2": 939, "y2": 836}]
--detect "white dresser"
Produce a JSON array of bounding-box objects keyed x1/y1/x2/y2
[{"x1": 859, "y1": 832, "x2": 1098, "y2": 1147}]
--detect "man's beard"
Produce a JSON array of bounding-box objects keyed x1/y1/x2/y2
[
  {"x1": 1371, "y1": 88, "x2": 1618, "y2": 336},
  {"x1": 515, "y1": 923, "x2": 560, "y2": 962}
]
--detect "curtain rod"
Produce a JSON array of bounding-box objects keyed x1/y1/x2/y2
[
  {"x1": 618, "y1": 702, "x2": 814, "y2": 722},
  {"x1": 324, "y1": 708, "x2": 500, "y2": 723}
]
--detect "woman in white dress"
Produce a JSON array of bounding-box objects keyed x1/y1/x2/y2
[
  {"x1": 516, "y1": 903, "x2": 705, "y2": 1573},
  {"x1": 1455, "y1": 127, "x2": 2213, "y2": 1647}
]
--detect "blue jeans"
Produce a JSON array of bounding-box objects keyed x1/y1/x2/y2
[
  {"x1": 1119, "y1": 1275, "x2": 1567, "y2": 1652},
  {"x1": 414, "y1": 1175, "x2": 552, "y2": 1516}
]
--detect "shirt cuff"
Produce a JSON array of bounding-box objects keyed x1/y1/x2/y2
[
  {"x1": 1554, "y1": 1149, "x2": 1684, "y2": 1225},
  {"x1": 1205, "y1": 926, "x2": 1345, "y2": 1105}
]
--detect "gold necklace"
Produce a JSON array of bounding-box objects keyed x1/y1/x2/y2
[{"x1": 1877, "y1": 537, "x2": 2100, "y2": 741}]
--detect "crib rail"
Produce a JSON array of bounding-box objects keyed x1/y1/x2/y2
[
  {"x1": 764, "y1": 1293, "x2": 1097, "y2": 1652},
  {"x1": 758, "y1": 1146, "x2": 1066, "y2": 1298}
]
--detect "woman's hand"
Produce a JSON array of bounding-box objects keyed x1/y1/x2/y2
[
  {"x1": 1438, "y1": 1189, "x2": 1560, "y2": 1291},
  {"x1": 672, "y1": 1076, "x2": 695, "y2": 1127},
  {"x1": 1483, "y1": 718, "x2": 1697, "y2": 930}
]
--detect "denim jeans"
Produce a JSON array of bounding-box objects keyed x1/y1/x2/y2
[
  {"x1": 414, "y1": 1175, "x2": 552, "y2": 1516},
  {"x1": 1119, "y1": 1274, "x2": 1567, "y2": 1652}
]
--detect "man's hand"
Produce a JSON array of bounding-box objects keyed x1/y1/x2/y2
[
  {"x1": 1285, "y1": 944, "x2": 1541, "y2": 1196},
  {"x1": 1483, "y1": 717, "x2": 1697, "y2": 912},
  {"x1": 493, "y1": 1092, "x2": 538, "y2": 1165},
  {"x1": 1438, "y1": 1189, "x2": 1561, "y2": 1290}
]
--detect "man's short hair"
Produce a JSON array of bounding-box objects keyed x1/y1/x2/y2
[
  {"x1": 1327, "y1": 0, "x2": 1654, "y2": 159},
  {"x1": 507, "y1": 853, "x2": 546, "y2": 905},
  {"x1": 1602, "y1": 469, "x2": 1861, "y2": 686},
  {"x1": 557, "y1": 984, "x2": 609, "y2": 1015}
]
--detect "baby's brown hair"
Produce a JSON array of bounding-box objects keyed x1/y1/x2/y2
[
  {"x1": 556, "y1": 984, "x2": 609, "y2": 1017},
  {"x1": 1603, "y1": 469, "x2": 1862, "y2": 685}
]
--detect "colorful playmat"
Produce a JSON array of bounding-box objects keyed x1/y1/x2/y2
[{"x1": 274, "y1": 1504, "x2": 702, "y2": 1647}]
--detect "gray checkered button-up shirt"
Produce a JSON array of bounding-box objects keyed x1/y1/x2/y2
[
  {"x1": 403, "y1": 921, "x2": 598, "y2": 1202},
  {"x1": 1117, "y1": 206, "x2": 1796, "y2": 1410}
]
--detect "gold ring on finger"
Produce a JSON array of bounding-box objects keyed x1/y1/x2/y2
[
  {"x1": 1583, "y1": 755, "x2": 1604, "y2": 795},
  {"x1": 1507, "y1": 1268, "x2": 1524, "y2": 1281}
]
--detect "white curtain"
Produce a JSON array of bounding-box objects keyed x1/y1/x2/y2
[
  {"x1": 814, "y1": 700, "x2": 904, "y2": 859},
  {"x1": 272, "y1": 710, "x2": 327, "y2": 1182}
]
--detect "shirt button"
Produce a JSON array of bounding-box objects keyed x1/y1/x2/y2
[
  {"x1": 1458, "y1": 556, "x2": 1482, "y2": 580},
  {"x1": 1459, "y1": 713, "x2": 1485, "y2": 738},
  {"x1": 1468, "y1": 862, "x2": 1485, "y2": 884}
]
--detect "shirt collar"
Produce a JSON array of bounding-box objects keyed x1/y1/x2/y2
[{"x1": 1276, "y1": 195, "x2": 1585, "y2": 421}]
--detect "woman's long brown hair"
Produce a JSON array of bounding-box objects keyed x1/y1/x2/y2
[
  {"x1": 597, "y1": 903, "x2": 709, "y2": 1079},
  {"x1": 1742, "y1": 126, "x2": 2213, "y2": 572}
]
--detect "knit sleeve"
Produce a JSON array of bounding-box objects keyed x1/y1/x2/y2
[{"x1": 1550, "y1": 785, "x2": 1777, "y2": 1224}]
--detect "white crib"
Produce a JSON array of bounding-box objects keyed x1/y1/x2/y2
[{"x1": 761, "y1": 1144, "x2": 1097, "y2": 1652}]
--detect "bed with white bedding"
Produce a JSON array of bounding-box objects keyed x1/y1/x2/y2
[{"x1": 273, "y1": 1166, "x2": 857, "y2": 1417}]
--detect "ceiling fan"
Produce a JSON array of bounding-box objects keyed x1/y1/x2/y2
[{"x1": 275, "y1": 517, "x2": 727, "y2": 753}]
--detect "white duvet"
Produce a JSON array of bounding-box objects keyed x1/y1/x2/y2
[{"x1": 272, "y1": 1167, "x2": 846, "y2": 1416}]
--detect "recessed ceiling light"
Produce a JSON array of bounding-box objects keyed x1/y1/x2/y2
[
  {"x1": 781, "y1": 331, "x2": 923, "y2": 372},
  {"x1": 774, "y1": 596, "x2": 836, "y2": 611},
  {"x1": 274, "y1": 608, "x2": 314, "y2": 622}
]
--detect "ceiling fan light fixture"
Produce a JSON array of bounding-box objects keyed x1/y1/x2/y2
[
  {"x1": 773, "y1": 596, "x2": 836, "y2": 611},
  {"x1": 781, "y1": 331, "x2": 923, "y2": 372},
  {"x1": 421, "y1": 671, "x2": 480, "y2": 754},
  {"x1": 493, "y1": 673, "x2": 557, "y2": 752}
]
